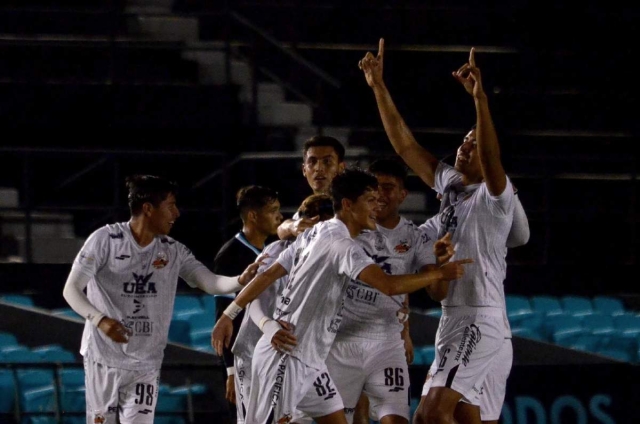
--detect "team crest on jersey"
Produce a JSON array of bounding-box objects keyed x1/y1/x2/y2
[
  {"x1": 276, "y1": 414, "x2": 292, "y2": 424},
  {"x1": 93, "y1": 413, "x2": 105, "y2": 424},
  {"x1": 374, "y1": 233, "x2": 386, "y2": 251},
  {"x1": 152, "y1": 252, "x2": 168, "y2": 269},
  {"x1": 394, "y1": 240, "x2": 410, "y2": 253}
]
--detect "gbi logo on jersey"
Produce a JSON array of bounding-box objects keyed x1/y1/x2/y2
[{"x1": 122, "y1": 273, "x2": 157, "y2": 296}]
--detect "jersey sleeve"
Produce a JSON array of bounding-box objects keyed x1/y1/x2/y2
[
  {"x1": 419, "y1": 215, "x2": 441, "y2": 242},
  {"x1": 275, "y1": 237, "x2": 299, "y2": 273},
  {"x1": 177, "y1": 243, "x2": 208, "y2": 287},
  {"x1": 71, "y1": 228, "x2": 109, "y2": 278},
  {"x1": 481, "y1": 177, "x2": 515, "y2": 217},
  {"x1": 433, "y1": 162, "x2": 460, "y2": 194},
  {"x1": 413, "y1": 228, "x2": 437, "y2": 270},
  {"x1": 337, "y1": 240, "x2": 375, "y2": 280}
]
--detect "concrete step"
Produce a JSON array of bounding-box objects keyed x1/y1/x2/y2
[
  {"x1": 1, "y1": 211, "x2": 75, "y2": 239},
  {"x1": 14, "y1": 237, "x2": 86, "y2": 264},
  {"x1": 258, "y1": 102, "x2": 313, "y2": 127},
  {"x1": 0, "y1": 188, "x2": 19, "y2": 208}
]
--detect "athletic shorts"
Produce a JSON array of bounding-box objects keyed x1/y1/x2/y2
[
  {"x1": 235, "y1": 356, "x2": 252, "y2": 424},
  {"x1": 83, "y1": 354, "x2": 160, "y2": 424},
  {"x1": 326, "y1": 338, "x2": 410, "y2": 423},
  {"x1": 425, "y1": 307, "x2": 507, "y2": 404},
  {"x1": 421, "y1": 338, "x2": 512, "y2": 420},
  {"x1": 245, "y1": 335, "x2": 344, "y2": 423}
]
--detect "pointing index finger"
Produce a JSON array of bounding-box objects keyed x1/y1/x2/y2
[
  {"x1": 378, "y1": 38, "x2": 385, "y2": 60},
  {"x1": 469, "y1": 47, "x2": 476, "y2": 67}
]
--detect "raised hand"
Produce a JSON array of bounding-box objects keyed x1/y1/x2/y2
[
  {"x1": 359, "y1": 38, "x2": 385, "y2": 88},
  {"x1": 211, "y1": 315, "x2": 234, "y2": 356},
  {"x1": 292, "y1": 216, "x2": 319, "y2": 236},
  {"x1": 452, "y1": 47, "x2": 486, "y2": 100},
  {"x1": 434, "y1": 232, "x2": 455, "y2": 265},
  {"x1": 98, "y1": 317, "x2": 132, "y2": 343}
]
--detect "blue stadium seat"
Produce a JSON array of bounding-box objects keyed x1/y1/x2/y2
[
  {"x1": 530, "y1": 295, "x2": 563, "y2": 317},
  {"x1": 51, "y1": 307, "x2": 82, "y2": 320},
  {"x1": 0, "y1": 369, "x2": 16, "y2": 413},
  {"x1": 582, "y1": 313, "x2": 616, "y2": 336},
  {"x1": 547, "y1": 314, "x2": 584, "y2": 344},
  {"x1": 415, "y1": 345, "x2": 436, "y2": 366},
  {"x1": 596, "y1": 348, "x2": 633, "y2": 362},
  {"x1": 423, "y1": 308, "x2": 442, "y2": 318},
  {"x1": 510, "y1": 326, "x2": 545, "y2": 341},
  {"x1": 32, "y1": 345, "x2": 76, "y2": 363},
  {"x1": 168, "y1": 319, "x2": 191, "y2": 345},
  {"x1": 592, "y1": 296, "x2": 626, "y2": 316},
  {"x1": 0, "y1": 331, "x2": 18, "y2": 347},
  {"x1": 613, "y1": 314, "x2": 640, "y2": 338},
  {"x1": 0, "y1": 294, "x2": 35, "y2": 307},
  {"x1": 200, "y1": 295, "x2": 216, "y2": 317},
  {"x1": 171, "y1": 383, "x2": 207, "y2": 396},
  {"x1": 187, "y1": 312, "x2": 215, "y2": 347},
  {"x1": 156, "y1": 384, "x2": 186, "y2": 413},
  {"x1": 59, "y1": 369, "x2": 86, "y2": 412},
  {"x1": 0, "y1": 345, "x2": 43, "y2": 363},
  {"x1": 172, "y1": 295, "x2": 205, "y2": 320},
  {"x1": 558, "y1": 334, "x2": 601, "y2": 353},
  {"x1": 505, "y1": 295, "x2": 535, "y2": 325},
  {"x1": 20, "y1": 384, "x2": 56, "y2": 413},
  {"x1": 560, "y1": 295, "x2": 594, "y2": 318}
]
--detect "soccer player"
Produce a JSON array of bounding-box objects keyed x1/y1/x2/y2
[
  {"x1": 231, "y1": 193, "x2": 334, "y2": 424},
  {"x1": 325, "y1": 158, "x2": 451, "y2": 424},
  {"x1": 277, "y1": 135, "x2": 346, "y2": 240},
  {"x1": 212, "y1": 185, "x2": 283, "y2": 408},
  {"x1": 359, "y1": 40, "x2": 517, "y2": 424},
  {"x1": 212, "y1": 168, "x2": 472, "y2": 424},
  {"x1": 62, "y1": 175, "x2": 260, "y2": 424}
]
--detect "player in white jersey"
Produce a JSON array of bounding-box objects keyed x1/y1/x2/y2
[
  {"x1": 326, "y1": 158, "x2": 451, "y2": 424},
  {"x1": 212, "y1": 168, "x2": 472, "y2": 424},
  {"x1": 360, "y1": 40, "x2": 516, "y2": 424},
  {"x1": 62, "y1": 175, "x2": 261, "y2": 424},
  {"x1": 231, "y1": 194, "x2": 334, "y2": 424}
]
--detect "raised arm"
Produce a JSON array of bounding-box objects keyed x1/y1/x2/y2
[
  {"x1": 360, "y1": 38, "x2": 440, "y2": 188},
  {"x1": 452, "y1": 48, "x2": 506, "y2": 196}
]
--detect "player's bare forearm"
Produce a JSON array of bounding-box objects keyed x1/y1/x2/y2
[
  {"x1": 475, "y1": 95, "x2": 507, "y2": 196},
  {"x1": 277, "y1": 219, "x2": 295, "y2": 240},
  {"x1": 234, "y1": 263, "x2": 287, "y2": 308},
  {"x1": 372, "y1": 85, "x2": 439, "y2": 188}
]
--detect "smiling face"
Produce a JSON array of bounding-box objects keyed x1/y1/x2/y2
[
  {"x1": 147, "y1": 193, "x2": 180, "y2": 236},
  {"x1": 350, "y1": 188, "x2": 379, "y2": 232},
  {"x1": 374, "y1": 173, "x2": 407, "y2": 225},
  {"x1": 454, "y1": 129, "x2": 482, "y2": 178},
  {"x1": 302, "y1": 146, "x2": 345, "y2": 194}
]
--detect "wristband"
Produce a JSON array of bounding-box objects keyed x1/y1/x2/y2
[
  {"x1": 397, "y1": 310, "x2": 409, "y2": 323},
  {"x1": 226, "y1": 366, "x2": 235, "y2": 376},
  {"x1": 222, "y1": 301, "x2": 243, "y2": 320}
]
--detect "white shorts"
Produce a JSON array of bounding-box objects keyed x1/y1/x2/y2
[
  {"x1": 245, "y1": 336, "x2": 344, "y2": 423},
  {"x1": 426, "y1": 307, "x2": 507, "y2": 403},
  {"x1": 326, "y1": 338, "x2": 410, "y2": 424},
  {"x1": 420, "y1": 338, "x2": 512, "y2": 420},
  {"x1": 235, "y1": 356, "x2": 252, "y2": 424},
  {"x1": 83, "y1": 354, "x2": 160, "y2": 424}
]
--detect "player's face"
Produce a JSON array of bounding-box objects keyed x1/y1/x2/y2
[
  {"x1": 302, "y1": 147, "x2": 345, "y2": 194},
  {"x1": 375, "y1": 174, "x2": 406, "y2": 222},
  {"x1": 256, "y1": 199, "x2": 283, "y2": 236},
  {"x1": 454, "y1": 129, "x2": 482, "y2": 177},
  {"x1": 351, "y1": 188, "x2": 379, "y2": 232},
  {"x1": 149, "y1": 193, "x2": 180, "y2": 235}
]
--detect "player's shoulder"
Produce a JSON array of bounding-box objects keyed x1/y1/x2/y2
[
  {"x1": 94, "y1": 222, "x2": 126, "y2": 242},
  {"x1": 263, "y1": 239, "x2": 291, "y2": 257}
]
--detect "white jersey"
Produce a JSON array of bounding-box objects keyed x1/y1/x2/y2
[
  {"x1": 232, "y1": 239, "x2": 292, "y2": 360},
  {"x1": 336, "y1": 217, "x2": 436, "y2": 341},
  {"x1": 275, "y1": 218, "x2": 374, "y2": 369},
  {"x1": 421, "y1": 163, "x2": 514, "y2": 308},
  {"x1": 73, "y1": 222, "x2": 207, "y2": 371}
]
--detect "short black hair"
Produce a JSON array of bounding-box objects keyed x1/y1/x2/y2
[
  {"x1": 330, "y1": 168, "x2": 378, "y2": 212},
  {"x1": 303, "y1": 135, "x2": 346, "y2": 162},
  {"x1": 236, "y1": 185, "x2": 279, "y2": 219},
  {"x1": 126, "y1": 175, "x2": 179, "y2": 216},
  {"x1": 367, "y1": 158, "x2": 408, "y2": 188},
  {"x1": 298, "y1": 194, "x2": 334, "y2": 220}
]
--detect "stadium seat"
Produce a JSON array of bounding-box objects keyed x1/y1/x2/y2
[
  {"x1": 557, "y1": 334, "x2": 601, "y2": 353},
  {"x1": 592, "y1": 296, "x2": 626, "y2": 316},
  {"x1": 530, "y1": 295, "x2": 563, "y2": 316},
  {"x1": 505, "y1": 295, "x2": 535, "y2": 325},
  {"x1": 156, "y1": 384, "x2": 186, "y2": 413},
  {"x1": 187, "y1": 312, "x2": 215, "y2": 347},
  {"x1": 582, "y1": 313, "x2": 616, "y2": 336},
  {"x1": 423, "y1": 308, "x2": 442, "y2": 318},
  {"x1": 560, "y1": 295, "x2": 594, "y2": 317},
  {"x1": 0, "y1": 369, "x2": 16, "y2": 412},
  {"x1": 168, "y1": 319, "x2": 191, "y2": 345},
  {"x1": 51, "y1": 307, "x2": 82, "y2": 320},
  {"x1": 414, "y1": 345, "x2": 435, "y2": 366},
  {"x1": 613, "y1": 314, "x2": 640, "y2": 338},
  {"x1": 172, "y1": 295, "x2": 205, "y2": 320},
  {"x1": 20, "y1": 384, "x2": 56, "y2": 413},
  {"x1": 596, "y1": 348, "x2": 633, "y2": 362},
  {"x1": 547, "y1": 314, "x2": 584, "y2": 344},
  {"x1": 200, "y1": 295, "x2": 216, "y2": 317},
  {"x1": 59, "y1": 369, "x2": 86, "y2": 412},
  {"x1": 32, "y1": 345, "x2": 76, "y2": 363},
  {"x1": 0, "y1": 345, "x2": 43, "y2": 363},
  {"x1": 0, "y1": 294, "x2": 35, "y2": 307},
  {"x1": 0, "y1": 331, "x2": 19, "y2": 348}
]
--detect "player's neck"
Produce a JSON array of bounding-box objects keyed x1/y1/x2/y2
[
  {"x1": 128, "y1": 218, "x2": 156, "y2": 248},
  {"x1": 461, "y1": 171, "x2": 483, "y2": 185},
  {"x1": 376, "y1": 213, "x2": 400, "y2": 229},
  {"x1": 241, "y1": 227, "x2": 267, "y2": 250}
]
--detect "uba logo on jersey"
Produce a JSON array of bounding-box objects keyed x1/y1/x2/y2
[{"x1": 122, "y1": 272, "x2": 158, "y2": 297}]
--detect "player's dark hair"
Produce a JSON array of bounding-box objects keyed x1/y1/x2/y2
[
  {"x1": 330, "y1": 168, "x2": 378, "y2": 212},
  {"x1": 367, "y1": 158, "x2": 408, "y2": 188},
  {"x1": 236, "y1": 185, "x2": 279, "y2": 219},
  {"x1": 126, "y1": 175, "x2": 179, "y2": 216},
  {"x1": 303, "y1": 135, "x2": 346, "y2": 162},
  {"x1": 298, "y1": 194, "x2": 334, "y2": 221}
]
